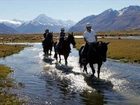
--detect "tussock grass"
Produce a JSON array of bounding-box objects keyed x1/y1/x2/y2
[
  {"x1": 0, "y1": 44, "x2": 27, "y2": 104},
  {"x1": 0, "y1": 92, "x2": 24, "y2": 105},
  {"x1": 100, "y1": 38, "x2": 140, "y2": 63},
  {"x1": 0, "y1": 44, "x2": 26, "y2": 57},
  {"x1": 0, "y1": 65, "x2": 23, "y2": 104},
  {"x1": 75, "y1": 38, "x2": 140, "y2": 63},
  {"x1": 0, "y1": 30, "x2": 140, "y2": 43},
  {"x1": 0, "y1": 64, "x2": 12, "y2": 79}
]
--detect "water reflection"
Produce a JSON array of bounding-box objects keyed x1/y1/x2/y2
[
  {"x1": 42, "y1": 55, "x2": 109, "y2": 105},
  {"x1": 81, "y1": 90, "x2": 105, "y2": 105},
  {"x1": 0, "y1": 43, "x2": 140, "y2": 105}
]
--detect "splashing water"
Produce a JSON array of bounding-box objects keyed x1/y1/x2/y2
[{"x1": 0, "y1": 43, "x2": 140, "y2": 105}]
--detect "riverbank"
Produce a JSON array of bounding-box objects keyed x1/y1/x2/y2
[
  {"x1": 0, "y1": 64, "x2": 23, "y2": 104},
  {"x1": 0, "y1": 44, "x2": 27, "y2": 57},
  {"x1": 0, "y1": 34, "x2": 140, "y2": 63},
  {"x1": 75, "y1": 38, "x2": 140, "y2": 63},
  {"x1": 0, "y1": 44, "x2": 27, "y2": 104}
]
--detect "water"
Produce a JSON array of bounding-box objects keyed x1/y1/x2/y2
[{"x1": 0, "y1": 43, "x2": 140, "y2": 105}]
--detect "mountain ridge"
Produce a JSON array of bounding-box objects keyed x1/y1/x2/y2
[
  {"x1": 0, "y1": 14, "x2": 75, "y2": 34},
  {"x1": 69, "y1": 5, "x2": 140, "y2": 32},
  {"x1": 1, "y1": 5, "x2": 140, "y2": 34}
]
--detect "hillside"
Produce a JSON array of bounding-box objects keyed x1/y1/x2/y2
[{"x1": 69, "y1": 6, "x2": 140, "y2": 32}]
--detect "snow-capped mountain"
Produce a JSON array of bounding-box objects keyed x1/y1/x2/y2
[
  {"x1": 69, "y1": 5, "x2": 140, "y2": 32},
  {"x1": 1, "y1": 5, "x2": 140, "y2": 34},
  {"x1": 118, "y1": 5, "x2": 140, "y2": 16},
  {"x1": 16, "y1": 14, "x2": 75, "y2": 33},
  {"x1": 0, "y1": 14, "x2": 75, "y2": 33},
  {"x1": 32, "y1": 14, "x2": 75, "y2": 27},
  {"x1": 0, "y1": 19, "x2": 23, "y2": 29},
  {"x1": 16, "y1": 14, "x2": 74, "y2": 33},
  {"x1": 0, "y1": 23, "x2": 18, "y2": 34}
]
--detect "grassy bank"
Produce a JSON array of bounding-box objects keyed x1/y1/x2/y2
[
  {"x1": 75, "y1": 38, "x2": 140, "y2": 63},
  {"x1": 0, "y1": 30, "x2": 140, "y2": 43},
  {"x1": 0, "y1": 44, "x2": 27, "y2": 104},
  {"x1": 0, "y1": 44, "x2": 26, "y2": 57},
  {"x1": 0, "y1": 65, "x2": 23, "y2": 104}
]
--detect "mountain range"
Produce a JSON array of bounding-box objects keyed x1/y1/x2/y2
[
  {"x1": 0, "y1": 14, "x2": 75, "y2": 34},
  {"x1": 0, "y1": 5, "x2": 140, "y2": 34},
  {"x1": 69, "y1": 5, "x2": 140, "y2": 32}
]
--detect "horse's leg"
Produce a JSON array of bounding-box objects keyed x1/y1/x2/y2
[
  {"x1": 46, "y1": 49, "x2": 49, "y2": 56},
  {"x1": 97, "y1": 62, "x2": 102, "y2": 79},
  {"x1": 49, "y1": 46, "x2": 52, "y2": 55},
  {"x1": 50, "y1": 50, "x2": 52, "y2": 55},
  {"x1": 43, "y1": 47, "x2": 45, "y2": 55},
  {"x1": 54, "y1": 50, "x2": 58, "y2": 62},
  {"x1": 64, "y1": 54, "x2": 68, "y2": 65},
  {"x1": 59, "y1": 54, "x2": 61, "y2": 63},
  {"x1": 83, "y1": 64, "x2": 88, "y2": 74},
  {"x1": 89, "y1": 63, "x2": 95, "y2": 77}
]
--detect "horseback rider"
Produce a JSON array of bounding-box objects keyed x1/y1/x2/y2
[
  {"x1": 58, "y1": 28, "x2": 66, "y2": 49},
  {"x1": 43, "y1": 29, "x2": 49, "y2": 39},
  {"x1": 81, "y1": 23, "x2": 97, "y2": 63},
  {"x1": 42, "y1": 29, "x2": 53, "y2": 55}
]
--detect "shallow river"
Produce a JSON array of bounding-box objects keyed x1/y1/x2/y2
[{"x1": 0, "y1": 43, "x2": 140, "y2": 105}]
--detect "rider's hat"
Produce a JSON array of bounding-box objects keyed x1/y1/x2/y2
[
  {"x1": 86, "y1": 23, "x2": 92, "y2": 28},
  {"x1": 61, "y1": 28, "x2": 65, "y2": 31},
  {"x1": 45, "y1": 29, "x2": 49, "y2": 32}
]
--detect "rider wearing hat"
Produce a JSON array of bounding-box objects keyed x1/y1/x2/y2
[
  {"x1": 43, "y1": 29, "x2": 49, "y2": 39},
  {"x1": 59, "y1": 28, "x2": 65, "y2": 40},
  {"x1": 58, "y1": 28, "x2": 66, "y2": 49},
  {"x1": 82, "y1": 23, "x2": 97, "y2": 63}
]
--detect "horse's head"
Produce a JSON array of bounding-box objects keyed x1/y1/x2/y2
[
  {"x1": 68, "y1": 32, "x2": 76, "y2": 47},
  {"x1": 98, "y1": 41, "x2": 110, "y2": 62}
]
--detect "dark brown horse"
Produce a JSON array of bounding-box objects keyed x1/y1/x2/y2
[
  {"x1": 54, "y1": 33, "x2": 76, "y2": 65},
  {"x1": 79, "y1": 41, "x2": 109, "y2": 78},
  {"x1": 42, "y1": 32, "x2": 53, "y2": 56}
]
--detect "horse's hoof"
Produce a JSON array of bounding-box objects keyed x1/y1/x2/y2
[{"x1": 90, "y1": 74, "x2": 95, "y2": 78}]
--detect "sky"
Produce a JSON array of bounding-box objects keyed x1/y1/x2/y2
[{"x1": 0, "y1": 0, "x2": 140, "y2": 22}]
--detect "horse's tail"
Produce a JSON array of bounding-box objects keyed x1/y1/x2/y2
[
  {"x1": 79, "y1": 45, "x2": 84, "y2": 68},
  {"x1": 53, "y1": 42, "x2": 58, "y2": 60}
]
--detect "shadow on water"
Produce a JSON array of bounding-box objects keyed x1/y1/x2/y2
[
  {"x1": 42, "y1": 57, "x2": 114, "y2": 105},
  {"x1": 55, "y1": 63, "x2": 82, "y2": 75},
  {"x1": 43, "y1": 55, "x2": 54, "y2": 65},
  {"x1": 80, "y1": 74, "x2": 113, "y2": 105},
  {"x1": 83, "y1": 75, "x2": 113, "y2": 91},
  {"x1": 80, "y1": 90, "x2": 105, "y2": 105}
]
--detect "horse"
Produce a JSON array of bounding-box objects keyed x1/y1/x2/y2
[
  {"x1": 42, "y1": 32, "x2": 53, "y2": 56},
  {"x1": 54, "y1": 33, "x2": 76, "y2": 65},
  {"x1": 79, "y1": 41, "x2": 109, "y2": 79}
]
